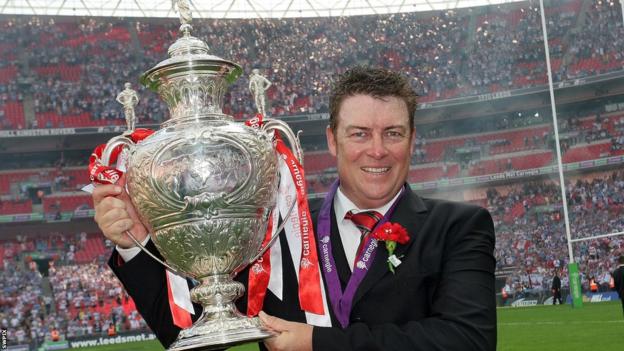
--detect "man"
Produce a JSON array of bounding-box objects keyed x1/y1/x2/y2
[
  {"x1": 551, "y1": 272, "x2": 562, "y2": 305},
  {"x1": 93, "y1": 66, "x2": 496, "y2": 350},
  {"x1": 613, "y1": 255, "x2": 624, "y2": 317}
]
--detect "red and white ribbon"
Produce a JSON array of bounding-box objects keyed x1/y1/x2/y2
[
  {"x1": 88, "y1": 129, "x2": 154, "y2": 185},
  {"x1": 247, "y1": 207, "x2": 278, "y2": 316},
  {"x1": 245, "y1": 114, "x2": 330, "y2": 326},
  {"x1": 274, "y1": 142, "x2": 330, "y2": 326},
  {"x1": 166, "y1": 271, "x2": 194, "y2": 328}
]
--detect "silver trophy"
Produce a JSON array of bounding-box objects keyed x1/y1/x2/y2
[{"x1": 100, "y1": 1, "x2": 303, "y2": 349}]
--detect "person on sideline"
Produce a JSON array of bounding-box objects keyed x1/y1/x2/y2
[
  {"x1": 552, "y1": 272, "x2": 563, "y2": 305},
  {"x1": 612, "y1": 255, "x2": 624, "y2": 317}
]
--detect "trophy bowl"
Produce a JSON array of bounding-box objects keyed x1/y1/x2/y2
[
  {"x1": 130, "y1": 123, "x2": 279, "y2": 351},
  {"x1": 127, "y1": 120, "x2": 278, "y2": 351}
]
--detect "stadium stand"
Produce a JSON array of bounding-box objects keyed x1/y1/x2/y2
[
  {"x1": 0, "y1": 1, "x2": 622, "y2": 130},
  {"x1": 0, "y1": 234, "x2": 149, "y2": 345},
  {"x1": 2, "y1": 0, "x2": 624, "y2": 348}
]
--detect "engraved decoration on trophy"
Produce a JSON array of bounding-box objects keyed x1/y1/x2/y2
[
  {"x1": 99, "y1": 1, "x2": 304, "y2": 349},
  {"x1": 249, "y1": 69, "x2": 272, "y2": 116}
]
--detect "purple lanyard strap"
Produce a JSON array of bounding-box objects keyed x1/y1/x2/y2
[{"x1": 316, "y1": 180, "x2": 405, "y2": 328}]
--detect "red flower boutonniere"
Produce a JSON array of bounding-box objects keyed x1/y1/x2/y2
[{"x1": 371, "y1": 222, "x2": 410, "y2": 273}]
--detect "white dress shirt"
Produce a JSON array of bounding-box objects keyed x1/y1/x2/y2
[
  {"x1": 333, "y1": 187, "x2": 402, "y2": 271},
  {"x1": 117, "y1": 235, "x2": 150, "y2": 262}
]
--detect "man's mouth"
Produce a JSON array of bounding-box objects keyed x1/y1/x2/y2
[{"x1": 361, "y1": 167, "x2": 390, "y2": 174}]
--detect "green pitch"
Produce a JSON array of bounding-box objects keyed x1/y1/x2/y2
[
  {"x1": 76, "y1": 301, "x2": 623, "y2": 351},
  {"x1": 70, "y1": 340, "x2": 259, "y2": 351},
  {"x1": 64, "y1": 341, "x2": 162, "y2": 351},
  {"x1": 498, "y1": 301, "x2": 623, "y2": 350}
]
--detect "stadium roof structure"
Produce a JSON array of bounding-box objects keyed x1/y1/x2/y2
[{"x1": 1, "y1": 0, "x2": 527, "y2": 18}]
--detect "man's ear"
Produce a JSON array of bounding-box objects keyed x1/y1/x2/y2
[{"x1": 326, "y1": 126, "x2": 337, "y2": 157}]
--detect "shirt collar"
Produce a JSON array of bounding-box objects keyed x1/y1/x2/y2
[{"x1": 334, "y1": 185, "x2": 404, "y2": 221}]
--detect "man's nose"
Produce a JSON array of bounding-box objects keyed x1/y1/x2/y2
[{"x1": 367, "y1": 134, "x2": 388, "y2": 159}]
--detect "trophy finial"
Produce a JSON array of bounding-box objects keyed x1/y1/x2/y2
[
  {"x1": 116, "y1": 82, "x2": 139, "y2": 132},
  {"x1": 164, "y1": 0, "x2": 210, "y2": 58},
  {"x1": 172, "y1": 0, "x2": 193, "y2": 36},
  {"x1": 141, "y1": 0, "x2": 242, "y2": 119},
  {"x1": 249, "y1": 69, "x2": 272, "y2": 116}
]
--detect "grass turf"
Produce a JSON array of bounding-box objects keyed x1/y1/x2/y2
[
  {"x1": 68, "y1": 340, "x2": 259, "y2": 351},
  {"x1": 75, "y1": 301, "x2": 623, "y2": 350},
  {"x1": 497, "y1": 300, "x2": 623, "y2": 350}
]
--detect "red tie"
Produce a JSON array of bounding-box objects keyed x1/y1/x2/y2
[{"x1": 345, "y1": 210, "x2": 383, "y2": 265}]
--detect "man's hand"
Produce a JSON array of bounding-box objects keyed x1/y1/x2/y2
[
  {"x1": 93, "y1": 175, "x2": 148, "y2": 249},
  {"x1": 259, "y1": 311, "x2": 312, "y2": 351}
]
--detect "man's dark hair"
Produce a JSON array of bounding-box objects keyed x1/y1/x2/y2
[
  {"x1": 619, "y1": 255, "x2": 624, "y2": 264},
  {"x1": 329, "y1": 66, "x2": 418, "y2": 133}
]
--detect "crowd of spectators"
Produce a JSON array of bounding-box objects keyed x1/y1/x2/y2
[
  {"x1": 0, "y1": 0, "x2": 622, "y2": 130},
  {"x1": 48, "y1": 263, "x2": 148, "y2": 339},
  {"x1": 560, "y1": 0, "x2": 624, "y2": 80},
  {"x1": 558, "y1": 112, "x2": 620, "y2": 149},
  {"x1": 1, "y1": 233, "x2": 148, "y2": 347},
  {"x1": 490, "y1": 171, "x2": 624, "y2": 297},
  {"x1": 466, "y1": 4, "x2": 546, "y2": 92},
  {"x1": 0, "y1": 252, "x2": 46, "y2": 346},
  {"x1": 567, "y1": 172, "x2": 624, "y2": 238}
]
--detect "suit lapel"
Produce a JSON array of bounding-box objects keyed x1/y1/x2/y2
[
  {"x1": 352, "y1": 187, "x2": 428, "y2": 306},
  {"x1": 391, "y1": 189, "x2": 428, "y2": 259}
]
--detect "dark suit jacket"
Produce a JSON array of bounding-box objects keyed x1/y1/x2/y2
[
  {"x1": 613, "y1": 266, "x2": 624, "y2": 298},
  {"x1": 109, "y1": 186, "x2": 497, "y2": 350}
]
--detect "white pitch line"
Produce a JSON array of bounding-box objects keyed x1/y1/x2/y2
[{"x1": 499, "y1": 320, "x2": 624, "y2": 326}]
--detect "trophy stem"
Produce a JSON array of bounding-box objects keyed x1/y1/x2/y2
[{"x1": 168, "y1": 275, "x2": 272, "y2": 351}]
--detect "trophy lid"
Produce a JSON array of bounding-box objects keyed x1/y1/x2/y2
[{"x1": 140, "y1": 1, "x2": 242, "y2": 92}]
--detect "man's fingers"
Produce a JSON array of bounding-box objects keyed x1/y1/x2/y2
[
  {"x1": 91, "y1": 175, "x2": 147, "y2": 248},
  {"x1": 107, "y1": 219, "x2": 134, "y2": 235},
  {"x1": 262, "y1": 324, "x2": 281, "y2": 335},
  {"x1": 259, "y1": 311, "x2": 290, "y2": 332},
  {"x1": 94, "y1": 197, "x2": 127, "y2": 225},
  {"x1": 259, "y1": 311, "x2": 279, "y2": 328},
  {"x1": 101, "y1": 216, "x2": 133, "y2": 235},
  {"x1": 260, "y1": 314, "x2": 313, "y2": 351},
  {"x1": 98, "y1": 208, "x2": 131, "y2": 228},
  {"x1": 92, "y1": 184, "x2": 123, "y2": 204},
  {"x1": 99, "y1": 219, "x2": 130, "y2": 237}
]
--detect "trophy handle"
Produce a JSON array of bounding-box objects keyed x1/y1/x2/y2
[
  {"x1": 261, "y1": 118, "x2": 304, "y2": 165},
  {"x1": 248, "y1": 119, "x2": 304, "y2": 263},
  {"x1": 101, "y1": 135, "x2": 134, "y2": 167},
  {"x1": 101, "y1": 136, "x2": 184, "y2": 275}
]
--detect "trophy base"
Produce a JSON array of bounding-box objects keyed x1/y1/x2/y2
[{"x1": 168, "y1": 316, "x2": 272, "y2": 351}]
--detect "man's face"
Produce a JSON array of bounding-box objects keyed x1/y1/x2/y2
[{"x1": 327, "y1": 94, "x2": 414, "y2": 209}]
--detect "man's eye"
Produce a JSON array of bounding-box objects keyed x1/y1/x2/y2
[
  {"x1": 386, "y1": 131, "x2": 404, "y2": 138},
  {"x1": 351, "y1": 132, "x2": 367, "y2": 138}
]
